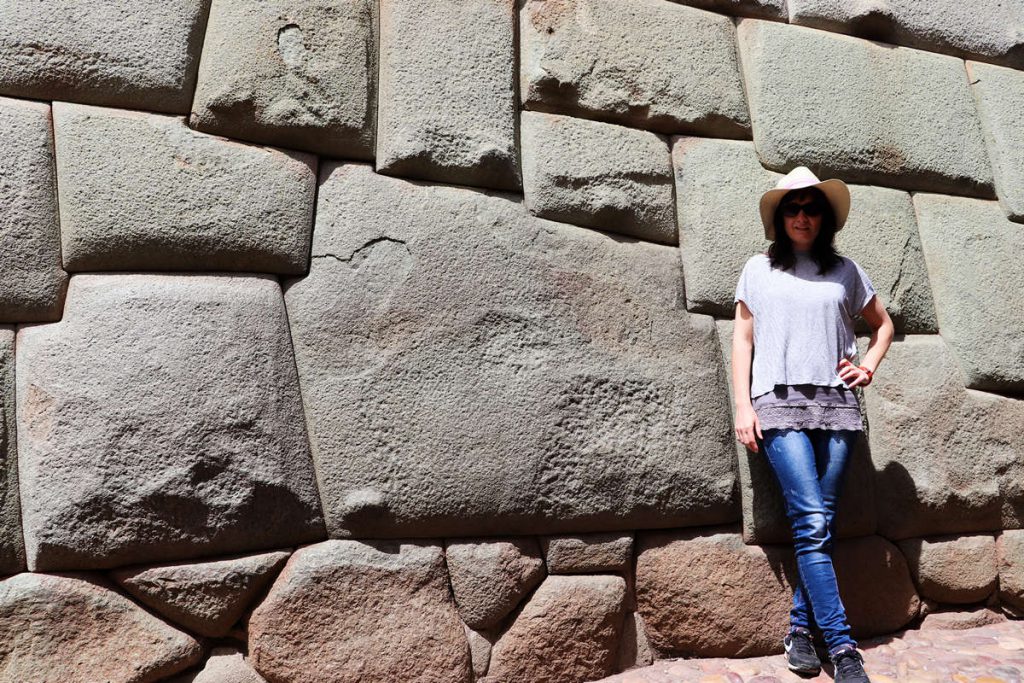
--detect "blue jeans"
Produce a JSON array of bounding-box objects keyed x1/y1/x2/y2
[{"x1": 761, "y1": 428, "x2": 858, "y2": 653}]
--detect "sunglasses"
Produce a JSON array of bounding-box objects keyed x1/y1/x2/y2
[{"x1": 781, "y1": 201, "x2": 825, "y2": 218}]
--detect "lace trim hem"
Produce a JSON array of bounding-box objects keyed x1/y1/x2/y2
[{"x1": 755, "y1": 404, "x2": 863, "y2": 431}]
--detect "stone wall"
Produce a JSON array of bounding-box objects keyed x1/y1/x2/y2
[{"x1": 0, "y1": 1, "x2": 1022, "y2": 681}]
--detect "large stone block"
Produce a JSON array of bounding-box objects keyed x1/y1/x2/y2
[
  {"x1": 0, "y1": 97, "x2": 68, "y2": 323},
  {"x1": 285, "y1": 163, "x2": 738, "y2": 538},
  {"x1": 674, "y1": 137, "x2": 937, "y2": 333},
  {"x1": 376, "y1": 0, "x2": 519, "y2": 191},
  {"x1": 671, "y1": 0, "x2": 786, "y2": 20},
  {"x1": 788, "y1": 1, "x2": 1024, "y2": 70},
  {"x1": 0, "y1": 329, "x2": 22, "y2": 575},
  {"x1": 0, "y1": 0, "x2": 209, "y2": 113},
  {"x1": 863, "y1": 335, "x2": 1024, "y2": 539},
  {"x1": 249, "y1": 540, "x2": 471, "y2": 683},
  {"x1": 913, "y1": 194, "x2": 1024, "y2": 392},
  {"x1": 967, "y1": 61, "x2": 1024, "y2": 223},
  {"x1": 521, "y1": 0, "x2": 749, "y2": 137},
  {"x1": 53, "y1": 102, "x2": 316, "y2": 274},
  {"x1": 897, "y1": 534, "x2": 997, "y2": 604},
  {"x1": 17, "y1": 274, "x2": 326, "y2": 571},
  {"x1": 736, "y1": 19, "x2": 993, "y2": 197},
  {"x1": 521, "y1": 112, "x2": 676, "y2": 244},
  {"x1": 0, "y1": 573, "x2": 202, "y2": 683},
  {"x1": 191, "y1": 0, "x2": 376, "y2": 160}
]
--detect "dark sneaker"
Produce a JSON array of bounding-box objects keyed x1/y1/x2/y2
[
  {"x1": 832, "y1": 648, "x2": 870, "y2": 683},
  {"x1": 783, "y1": 629, "x2": 821, "y2": 674}
]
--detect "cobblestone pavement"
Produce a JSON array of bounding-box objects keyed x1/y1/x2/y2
[{"x1": 600, "y1": 620, "x2": 1024, "y2": 683}]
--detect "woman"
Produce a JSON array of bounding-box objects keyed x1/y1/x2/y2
[{"x1": 731, "y1": 167, "x2": 894, "y2": 683}]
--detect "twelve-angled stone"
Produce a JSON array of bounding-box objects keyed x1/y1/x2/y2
[
  {"x1": 191, "y1": 0, "x2": 376, "y2": 159},
  {"x1": 967, "y1": 61, "x2": 1024, "y2": 223},
  {"x1": 17, "y1": 274, "x2": 326, "y2": 571},
  {"x1": 284, "y1": 163, "x2": 738, "y2": 539},
  {"x1": 53, "y1": 102, "x2": 317, "y2": 274}
]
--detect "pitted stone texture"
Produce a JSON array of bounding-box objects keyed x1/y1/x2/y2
[
  {"x1": 0, "y1": 573, "x2": 202, "y2": 683},
  {"x1": 249, "y1": 540, "x2": 470, "y2": 683},
  {"x1": 191, "y1": 0, "x2": 375, "y2": 160},
  {"x1": 0, "y1": 98, "x2": 67, "y2": 323},
  {"x1": 898, "y1": 534, "x2": 998, "y2": 605},
  {"x1": 446, "y1": 537, "x2": 545, "y2": 630},
  {"x1": 715, "y1": 320, "x2": 876, "y2": 545},
  {"x1": 17, "y1": 274, "x2": 326, "y2": 571},
  {"x1": 522, "y1": 112, "x2": 676, "y2": 244},
  {"x1": 377, "y1": 0, "x2": 518, "y2": 191},
  {"x1": 285, "y1": 163, "x2": 738, "y2": 538},
  {"x1": 542, "y1": 532, "x2": 633, "y2": 574},
  {"x1": 999, "y1": 531, "x2": 1024, "y2": 613},
  {"x1": 465, "y1": 626, "x2": 494, "y2": 679},
  {"x1": 671, "y1": 0, "x2": 786, "y2": 20},
  {"x1": 171, "y1": 648, "x2": 267, "y2": 683},
  {"x1": 967, "y1": 61, "x2": 1024, "y2": 223},
  {"x1": 862, "y1": 335, "x2": 1024, "y2": 539},
  {"x1": 914, "y1": 194, "x2": 1024, "y2": 392},
  {"x1": 0, "y1": 1, "x2": 208, "y2": 114},
  {"x1": 521, "y1": 0, "x2": 749, "y2": 137},
  {"x1": 484, "y1": 574, "x2": 627, "y2": 683},
  {"x1": 54, "y1": 103, "x2": 316, "y2": 274},
  {"x1": 919, "y1": 606, "x2": 1005, "y2": 631},
  {"x1": 0, "y1": 330, "x2": 21, "y2": 576},
  {"x1": 737, "y1": 19, "x2": 994, "y2": 197},
  {"x1": 636, "y1": 530, "x2": 918, "y2": 657},
  {"x1": 788, "y1": 1, "x2": 1024, "y2": 70},
  {"x1": 112, "y1": 551, "x2": 290, "y2": 637}
]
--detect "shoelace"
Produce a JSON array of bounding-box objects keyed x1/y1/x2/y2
[{"x1": 834, "y1": 650, "x2": 865, "y2": 676}]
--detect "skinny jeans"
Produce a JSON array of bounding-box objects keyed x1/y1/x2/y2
[{"x1": 761, "y1": 427, "x2": 858, "y2": 653}]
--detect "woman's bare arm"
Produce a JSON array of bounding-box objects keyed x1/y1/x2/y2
[{"x1": 732, "y1": 300, "x2": 762, "y2": 452}]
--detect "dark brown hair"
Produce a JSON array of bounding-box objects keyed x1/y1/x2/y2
[{"x1": 767, "y1": 187, "x2": 843, "y2": 275}]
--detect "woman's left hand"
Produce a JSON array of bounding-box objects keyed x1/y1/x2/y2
[{"x1": 838, "y1": 358, "x2": 871, "y2": 387}]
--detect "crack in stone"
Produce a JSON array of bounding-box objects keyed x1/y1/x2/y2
[{"x1": 312, "y1": 237, "x2": 408, "y2": 266}]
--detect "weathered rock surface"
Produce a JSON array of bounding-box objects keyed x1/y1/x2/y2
[
  {"x1": 376, "y1": 0, "x2": 519, "y2": 191},
  {"x1": 53, "y1": 102, "x2": 316, "y2": 274},
  {"x1": 737, "y1": 19, "x2": 993, "y2": 197},
  {"x1": 998, "y1": 531, "x2": 1024, "y2": 613},
  {"x1": 0, "y1": 329, "x2": 21, "y2": 575},
  {"x1": 862, "y1": 335, "x2": 1024, "y2": 539},
  {"x1": 520, "y1": 0, "x2": 749, "y2": 137},
  {"x1": 617, "y1": 611, "x2": 655, "y2": 671},
  {"x1": 446, "y1": 537, "x2": 545, "y2": 630},
  {"x1": 675, "y1": 137, "x2": 936, "y2": 333},
  {"x1": 788, "y1": 1, "x2": 1024, "y2": 70},
  {"x1": 898, "y1": 534, "x2": 997, "y2": 604},
  {"x1": 284, "y1": 163, "x2": 738, "y2": 538},
  {"x1": 191, "y1": 0, "x2": 376, "y2": 159},
  {"x1": 967, "y1": 61, "x2": 1024, "y2": 223},
  {"x1": 522, "y1": 112, "x2": 676, "y2": 244},
  {"x1": 914, "y1": 194, "x2": 1024, "y2": 392},
  {"x1": 171, "y1": 647, "x2": 268, "y2": 683},
  {"x1": 831, "y1": 535, "x2": 921, "y2": 638},
  {"x1": 542, "y1": 532, "x2": 633, "y2": 574},
  {"x1": 715, "y1": 320, "x2": 876, "y2": 545},
  {"x1": 249, "y1": 540, "x2": 471, "y2": 683},
  {"x1": 0, "y1": 97, "x2": 67, "y2": 323},
  {"x1": 17, "y1": 274, "x2": 326, "y2": 571},
  {"x1": 112, "y1": 551, "x2": 290, "y2": 637},
  {"x1": 0, "y1": 0, "x2": 208, "y2": 113},
  {"x1": 485, "y1": 574, "x2": 627, "y2": 683},
  {"x1": 920, "y1": 606, "x2": 1005, "y2": 631},
  {"x1": 0, "y1": 573, "x2": 202, "y2": 683},
  {"x1": 465, "y1": 626, "x2": 494, "y2": 679}
]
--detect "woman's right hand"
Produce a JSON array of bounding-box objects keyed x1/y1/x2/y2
[{"x1": 734, "y1": 403, "x2": 763, "y2": 453}]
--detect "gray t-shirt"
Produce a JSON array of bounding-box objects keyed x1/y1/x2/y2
[{"x1": 734, "y1": 251, "x2": 877, "y2": 399}]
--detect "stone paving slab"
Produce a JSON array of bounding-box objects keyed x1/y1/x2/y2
[{"x1": 599, "y1": 619, "x2": 1024, "y2": 682}]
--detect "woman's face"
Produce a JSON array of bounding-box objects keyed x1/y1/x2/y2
[{"x1": 780, "y1": 189, "x2": 824, "y2": 251}]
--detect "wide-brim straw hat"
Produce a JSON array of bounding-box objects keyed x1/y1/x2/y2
[{"x1": 759, "y1": 166, "x2": 851, "y2": 240}]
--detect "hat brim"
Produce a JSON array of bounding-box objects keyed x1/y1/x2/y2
[{"x1": 759, "y1": 178, "x2": 851, "y2": 240}]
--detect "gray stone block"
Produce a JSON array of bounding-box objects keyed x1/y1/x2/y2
[
  {"x1": 0, "y1": 97, "x2": 67, "y2": 323},
  {"x1": 913, "y1": 194, "x2": 1024, "y2": 392},
  {"x1": 788, "y1": 0, "x2": 1024, "y2": 70},
  {"x1": 376, "y1": 0, "x2": 519, "y2": 191},
  {"x1": 53, "y1": 102, "x2": 317, "y2": 274},
  {"x1": 191, "y1": 0, "x2": 376, "y2": 160},
  {"x1": 522, "y1": 112, "x2": 676, "y2": 244},
  {"x1": 0, "y1": 0, "x2": 209, "y2": 114},
  {"x1": 521, "y1": 0, "x2": 750, "y2": 137},
  {"x1": 736, "y1": 19, "x2": 994, "y2": 197},
  {"x1": 670, "y1": 0, "x2": 786, "y2": 21},
  {"x1": 898, "y1": 534, "x2": 998, "y2": 604},
  {"x1": 17, "y1": 274, "x2": 326, "y2": 571},
  {"x1": 284, "y1": 163, "x2": 738, "y2": 539},
  {"x1": 967, "y1": 61, "x2": 1024, "y2": 223},
  {"x1": 445, "y1": 537, "x2": 544, "y2": 630},
  {"x1": 863, "y1": 335, "x2": 1024, "y2": 539},
  {"x1": 0, "y1": 329, "x2": 22, "y2": 575},
  {"x1": 542, "y1": 532, "x2": 634, "y2": 574}
]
